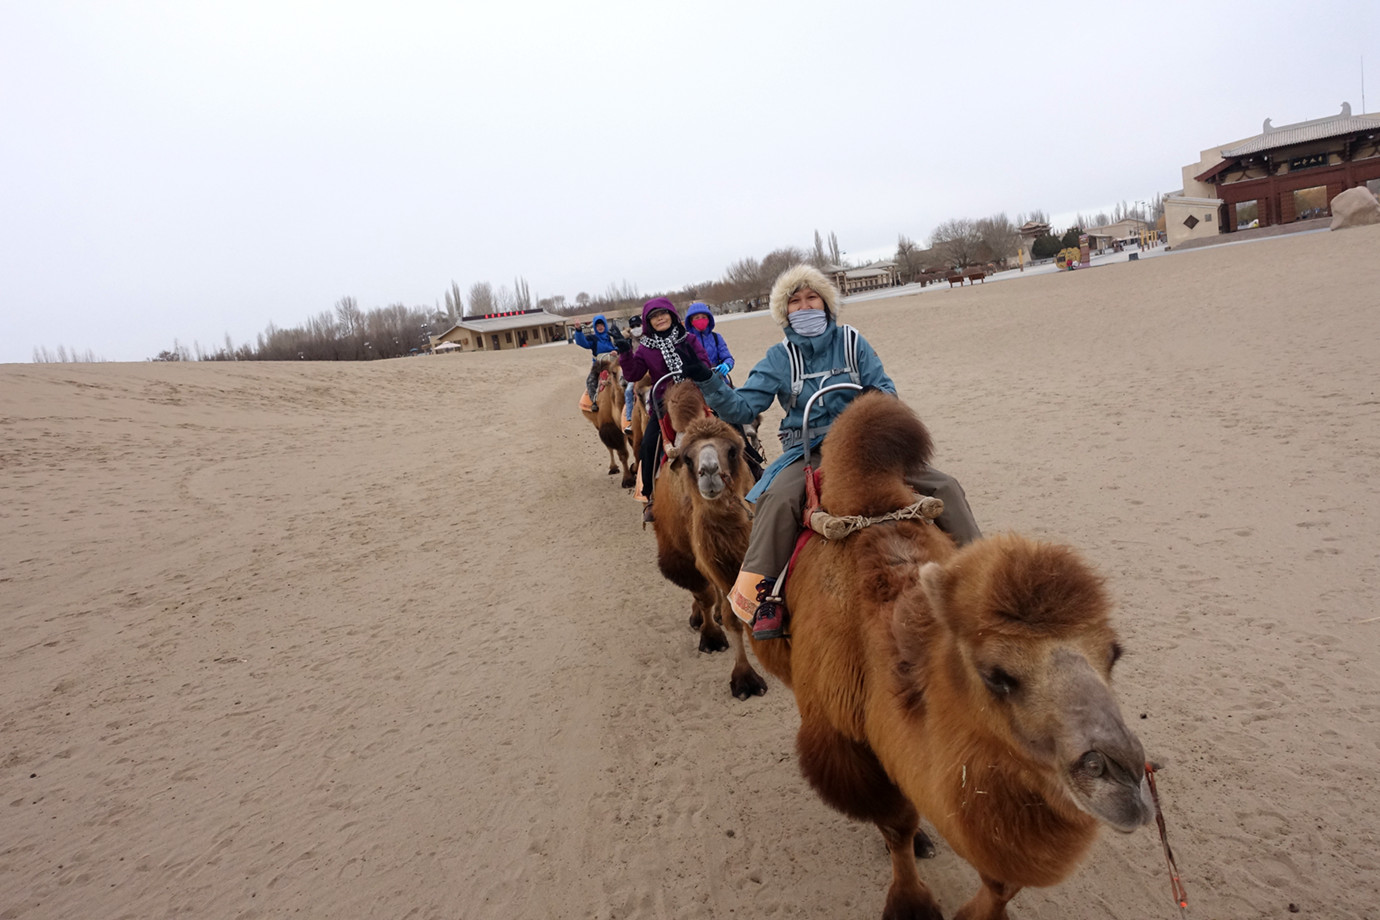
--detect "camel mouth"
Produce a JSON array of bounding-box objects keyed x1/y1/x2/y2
[
  {"x1": 1066, "y1": 751, "x2": 1155, "y2": 832},
  {"x1": 697, "y1": 472, "x2": 727, "y2": 499}
]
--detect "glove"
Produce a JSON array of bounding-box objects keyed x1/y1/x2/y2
[
  {"x1": 712, "y1": 363, "x2": 730, "y2": 377},
  {"x1": 610, "y1": 327, "x2": 631, "y2": 353},
  {"x1": 675, "y1": 341, "x2": 713, "y2": 383}
]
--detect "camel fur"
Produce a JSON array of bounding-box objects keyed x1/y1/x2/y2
[
  {"x1": 749, "y1": 392, "x2": 1154, "y2": 920},
  {"x1": 581, "y1": 354, "x2": 634, "y2": 489},
  {"x1": 653, "y1": 382, "x2": 767, "y2": 700}
]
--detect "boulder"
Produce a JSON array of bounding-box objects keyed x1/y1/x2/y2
[{"x1": 1329, "y1": 187, "x2": 1380, "y2": 230}]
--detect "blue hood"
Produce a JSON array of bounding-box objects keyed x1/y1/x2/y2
[{"x1": 685, "y1": 301, "x2": 715, "y2": 332}]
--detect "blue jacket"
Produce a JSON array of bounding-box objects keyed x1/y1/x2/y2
[
  {"x1": 684, "y1": 302, "x2": 735, "y2": 374},
  {"x1": 571, "y1": 314, "x2": 616, "y2": 358},
  {"x1": 699, "y1": 318, "x2": 894, "y2": 503}
]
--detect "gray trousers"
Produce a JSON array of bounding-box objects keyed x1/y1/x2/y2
[{"x1": 741, "y1": 452, "x2": 982, "y2": 578}]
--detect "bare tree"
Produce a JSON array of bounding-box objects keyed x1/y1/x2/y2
[
  {"x1": 444, "y1": 282, "x2": 464, "y2": 323},
  {"x1": 34, "y1": 345, "x2": 104, "y2": 363},
  {"x1": 513, "y1": 276, "x2": 532, "y2": 310},
  {"x1": 760, "y1": 246, "x2": 810, "y2": 284},
  {"x1": 828, "y1": 231, "x2": 841, "y2": 266},
  {"x1": 723, "y1": 256, "x2": 763, "y2": 300},
  {"x1": 335, "y1": 296, "x2": 364, "y2": 336},
  {"x1": 467, "y1": 282, "x2": 495, "y2": 316},
  {"x1": 930, "y1": 218, "x2": 983, "y2": 268},
  {"x1": 1014, "y1": 209, "x2": 1049, "y2": 229},
  {"x1": 493, "y1": 285, "x2": 518, "y2": 311},
  {"x1": 812, "y1": 229, "x2": 827, "y2": 268},
  {"x1": 895, "y1": 233, "x2": 923, "y2": 281},
  {"x1": 975, "y1": 213, "x2": 1019, "y2": 264},
  {"x1": 575, "y1": 292, "x2": 591, "y2": 309}
]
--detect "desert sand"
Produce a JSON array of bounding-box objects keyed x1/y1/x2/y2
[{"x1": 3, "y1": 225, "x2": 1379, "y2": 919}]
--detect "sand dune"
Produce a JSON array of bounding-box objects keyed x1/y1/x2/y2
[{"x1": 3, "y1": 225, "x2": 1378, "y2": 919}]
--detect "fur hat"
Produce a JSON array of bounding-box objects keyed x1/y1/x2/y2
[{"x1": 769, "y1": 264, "x2": 840, "y2": 328}]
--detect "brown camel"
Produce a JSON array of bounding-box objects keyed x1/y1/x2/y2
[
  {"x1": 749, "y1": 392, "x2": 1154, "y2": 920},
  {"x1": 653, "y1": 382, "x2": 767, "y2": 700},
  {"x1": 581, "y1": 354, "x2": 634, "y2": 488},
  {"x1": 627, "y1": 372, "x2": 651, "y2": 479}
]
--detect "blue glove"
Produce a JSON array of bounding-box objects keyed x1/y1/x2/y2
[{"x1": 713, "y1": 363, "x2": 729, "y2": 377}]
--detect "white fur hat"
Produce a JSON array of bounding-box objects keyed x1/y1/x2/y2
[{"x1": 769, "y1": 264, "x2": 840, "y2": 328}]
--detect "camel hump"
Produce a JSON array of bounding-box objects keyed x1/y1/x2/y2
[
  {"x1": 663, "y1": 381, "x2": 707, "y2": 435},
  {"x1": 818, "y1": 393, "x2": 934, "y2": 516}
]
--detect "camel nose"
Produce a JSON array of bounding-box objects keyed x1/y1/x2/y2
[{"x1": 696, "y1": 450, "x2": 725, "y2": 497}]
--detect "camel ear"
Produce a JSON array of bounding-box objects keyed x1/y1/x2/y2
[{"x1": 919, "y1": 562, "x2": 950, "y2": 624}]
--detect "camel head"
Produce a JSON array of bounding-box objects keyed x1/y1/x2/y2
[
  {"x1": 915, "y1": 534, "x2": 1154, "y2": 833},
  {"x1": 671, "y1": 417, "x2": 749, "y2": 502},
  {"x1": 594, "y1": 354, "x2": 622, "y2": 390}
]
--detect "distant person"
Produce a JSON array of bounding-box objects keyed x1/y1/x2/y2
[
  {"x1": 622, "y1": 315, "x2": 644, "y2": 435},
  {"x1": 673, "y1": 264, "x2": 981, "y2": 639},
  {"x1": 683, "y1": 302, "x2": 735, "y2": 384},
  {"x1": 571, "y1": 315, "x2": 618, "y2": 408},
  {"x1": 611, "y1": 298, "x2": 709, "y2": 523}
]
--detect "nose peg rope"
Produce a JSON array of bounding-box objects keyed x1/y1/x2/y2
[{"x1": 1146, "y1": 762, "x2": 1187, "y2": 916}]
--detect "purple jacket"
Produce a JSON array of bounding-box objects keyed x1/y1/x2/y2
[{"x1": 618, "y1": 298, "x2": 709, "y2": 402}]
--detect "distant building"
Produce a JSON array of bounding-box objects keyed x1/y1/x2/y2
[
  {"x1": 1017, "y1": 220, "x2": 1053, "y2": 264},
  {"x1": 1084, "y1": 217, "x2": 1154, "y2": 251},
  {"x1": 828, "y1": 262, "x2": 901, "y2": 295},
  {"x1": 1166, "y1": 103, "x2": 1380, "y2": 247},
  {"x1": 432, "y1": 309, "x2": 569, "y2": 352}
]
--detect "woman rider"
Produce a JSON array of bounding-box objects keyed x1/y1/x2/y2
[
  {"x1": 613, "y1": 297, "x2": 710, "y2": 524},
  {"x1": 673, "y1": 264, "x2": 982, "y2": 639}
]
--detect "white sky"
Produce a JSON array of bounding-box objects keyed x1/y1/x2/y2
[{"x1": 2, "y1": 1, "x2": 1376, "y2": 363}]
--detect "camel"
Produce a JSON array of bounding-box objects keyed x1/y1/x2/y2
[
  {"x1": 580, "y1": 354, "x2": 635, "y2": 489},
  {"x1": 652, "y1": 382, "x2": 767, "y2": 700},
  {"x1": 748, "y1": 392, "x2": 1154, "y2": 920},
  {"x1": 627, "y1": 372, "x2": 651, "y2": 477}
]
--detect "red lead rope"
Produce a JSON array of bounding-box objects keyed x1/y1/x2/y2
[{"x1": 1145, "y1": 762, "x2": 1188, "y2": 916}]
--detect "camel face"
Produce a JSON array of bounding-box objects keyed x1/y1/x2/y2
[
  {"x1": 919, "y1": 535, "x2": 1154, "y2": 833},
  {"x1": 672, "y1": 420, "x2": 746, "y2": 504}
]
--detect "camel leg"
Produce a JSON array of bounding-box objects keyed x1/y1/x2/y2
[
  {"x1": 606, "y1": 447, "x2": 618, "y2": 476},
  {"x1": 693, "y1": 584, "x2": 729, "y2": 654},
  {"x1": 796, "y1": 719, "x2": 941, "y2": 919},
  {"x1": 953, "y1": 875, "x2": 1020, "y2": 920},
  {"x1": 720, "y1": 598, "x2": 767, "y2": 700}
]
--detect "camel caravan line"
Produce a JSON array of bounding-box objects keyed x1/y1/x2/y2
[{"x1": 577, "y1": 372, "x2": 1180, "y2": 920}]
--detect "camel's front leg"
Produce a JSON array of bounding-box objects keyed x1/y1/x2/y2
[
  {"x1": 720, "y1": 596, "x2": 767, "y2": 700},
  {"x1": 692, "y1": 584, "x2": 729, "y2": 653},
  {"x1": 953, "y1": 875, "x2": 1020, "y2": 920}
]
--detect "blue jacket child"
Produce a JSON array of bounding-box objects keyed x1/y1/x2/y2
[
  {"x1": 572, "y1": 314, "x2": 618, "y2": 406},
  {"x1": 684, "y1": 302, "x2": 734, "y2": 382}
]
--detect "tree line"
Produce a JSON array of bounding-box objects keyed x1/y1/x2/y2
[{"x1": 34, "y1": 199, "x2": 1168, "y2": 362}]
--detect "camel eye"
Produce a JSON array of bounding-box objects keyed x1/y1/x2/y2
[
  {"x1": 1078, "y1": 751, "x2": 1106, "y2": 778},
  {"x1": 981, "y1": 667, "x2": 1019, "y2": 697}
]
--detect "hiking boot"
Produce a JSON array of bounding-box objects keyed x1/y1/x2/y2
[
  {"x1": 750, "y1": 578, "x2": 787, "y2": 640},
  {"x1": 624, "y1": 424, "x2": 633, "y2": 435},
  {"x1": 750, "y1": 599, "x2": 786, "y2": 640},
  {"x1": 642, "y1": 502, "x2": 655, "y2": 524}
]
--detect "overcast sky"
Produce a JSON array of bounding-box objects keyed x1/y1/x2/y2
[{"x1": 2, "y1": 1, "x2": 1376, "y2": 363}]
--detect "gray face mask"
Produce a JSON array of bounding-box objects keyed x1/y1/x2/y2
[{"x1": 787, "y1": 308, "x2": 828, "y2": 337}]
